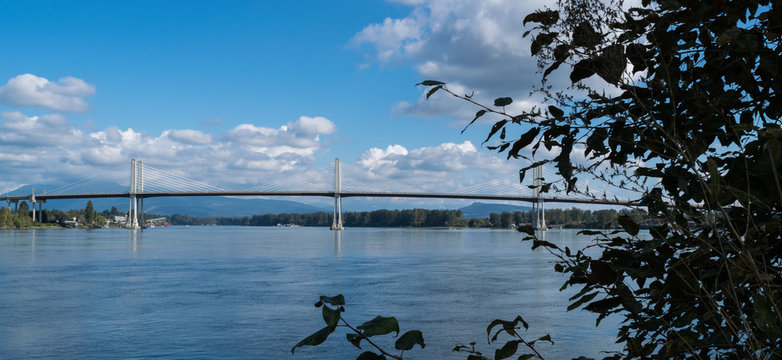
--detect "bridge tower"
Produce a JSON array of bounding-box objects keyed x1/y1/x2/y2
[
  {"x1": 331, "y1": 158, "x2": 344, "y2": 230},
  {"x1": 138, "y1": 160, "x2": 145, "y2": 228},
  {"x1": 30, "y1": 188, "x2": 35, "y2": 222},
  {"x1": 532, "y1": 165, "x2": 546, "y2": 231},
  {"x1": 127, "y1": 159, "x2": 143, "y2": 229}
]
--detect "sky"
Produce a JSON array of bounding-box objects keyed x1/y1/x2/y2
[{"x1": 0, "y1": 0, "x2": 609, "y2": 210}]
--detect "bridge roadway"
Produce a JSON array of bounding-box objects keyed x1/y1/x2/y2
[{"x1": 4, "y1": 191, "x2": 640, "y2": 207}]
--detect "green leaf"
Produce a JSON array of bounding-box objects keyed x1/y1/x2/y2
[
  {"x1": 567, "y1": 291, "x2": 599, "y2": 311},
  {"x1": 395, "y1": 330, "x2": 425, "y2": 350},
  {"x1": 516, "y1": 315, "x2": 529, "y2": 330},
  {"x1": 595, "y1": 44, "x2": 625, "y2": 84},
  {"x1": 356, "y1": 351, "x2": 386, "y2": 360},
  {"x1": 462, "y1": 110, "x2": 487, "y2": 134},
  {"x1": 616, "y1": 215, "x2": 639, "y2": 236},
  {"x1": 548, "y1": 105, "x2": 564, "y2": 118},
  {"x1": 543, "y1": 60, "x2": 563, "y2": 78},
  {"x1": 346, "y1": 333, "x2": 363, "y2": 349},
  {"x1": 570, "y1": 59, "x2": 595, "y2": 83},
  {"x1": 531, "y1": 32, "x2": 557, "y2": 56},
  {"x1": 507, "y1": 128, "x2": 540, "y2": 159},
  {"x1": 523, "y1": 10, "x2": 559, "y2": 26},
  {"x1": 426, "y1": 85, "x2": 442, "y2": 99},
  {"x1": 291, "y1": 325, "x2": 336, "y2": 354},
  {"x1": 585, "y1": 128, "x2": 608, "y2": 157},
  {"x1": 553, "y1": 44, "x2": 569, "y2": 61},
  {"x1": 532, "y1": 239, "x2": 560, "y2": 250},
  {"x1": 584, "y1": 296, "x2": 623, "y2": 314},
  {"x1": 495, "y1": 340, "x2": 522, "y2": 360},
  {"x1": 534, "y1": 334, "x2": 553, "y2": 344},
  {"x1": 417, "y1": 80, "x2": 445, "y2": 86},
  {"x1": 589, "y1": 261, "x2": 618, "y2": 285},
  {"x1": 572, "y1": 21, "x2": 601, "y2": 48},
  {"x1": 322, "y1": 305, "x2": 341, "y2": 327},
  {"x1": 625, "y1": 43, "x2": 647, "y2": 72},
  {"x1": 487, "y1": 316, "x2": 528, "y2": 342},
  {"x1": 494, "y1": 97, "x2": 513, "y2": 107},
  {"x1": 319, "y1": 294, "x2": 346, "y2": 306},
  {"x1": 357, "y1": 316, "x2": 399, "y2": 337},
  {"x1": 517, "y1": 225, "x2": 534, "y2": 235},
  {"x1": 483, "y1": 120, "x2": 508, "y2": 144}
]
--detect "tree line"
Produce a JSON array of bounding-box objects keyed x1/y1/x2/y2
[
  {"x1": 2, "y1": 201, "x2": 644, "y2": 229},
  {"x1": 0, "y1": 200, "x2": 119, "y2": 228},
  {"x1": 159, "y1": 207, "x2": 646, "y2": 228}
]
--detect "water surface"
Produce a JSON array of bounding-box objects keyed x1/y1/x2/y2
[{"x1": 0, "y1": 227, "x2": 620, "y2": 359}]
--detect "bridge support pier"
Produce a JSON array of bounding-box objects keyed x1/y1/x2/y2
[
  {"x1": 127, "y1": 159, "x2": 143, "y2": 229},
  {"x1": 331, "y1": 158, "x2": 344, "y2": 230},
  {"x1": 30, "y1": 188, "x2": 36, "y2": 222},
  {"x1": 138, "y1": 160, "x2": 145, "y2": 229},
  {"x1": 532, "y1": 165, "x2": 547, "y2": 231}
]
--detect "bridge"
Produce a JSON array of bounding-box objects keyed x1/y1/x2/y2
[{"x1": 3, "y1": 159, "x2": 639, "y2": 230}]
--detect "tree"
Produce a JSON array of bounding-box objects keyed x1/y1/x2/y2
[
  {"x1": 85, "y1": 200, "x2": 97, "y2": 225},
  {"x1": 419, "y1": 0, "x2": 781, "y2": 358},
  {"x1": 0, "y1": 206, "x2": 10, "y2": 227},
  {"x1": 18, "y1": 201, "x2": 29, "y2": 217}
]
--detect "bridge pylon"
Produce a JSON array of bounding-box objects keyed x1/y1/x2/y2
[
  {"x1": 30, "y1": 188, "x2": 35, "y2": 222},
  {"x1": 126, "y1": 159, "x2": 143, "y2": 229},
  {"x1": 331, "y1": 158, "x2": 344, "y2": 230},
  {"x1": 532, "y1": 165, "x2": 546, "y2": 231}
]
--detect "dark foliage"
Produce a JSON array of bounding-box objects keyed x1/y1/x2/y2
[{"x1": 419, "y1": 0, "x2": 782, "y2": 358}]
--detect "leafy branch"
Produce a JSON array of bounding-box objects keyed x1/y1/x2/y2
[
  {"x1": 292, "y1": 294, "x2": 425, "y2": 360},
  {"x1": 453, "y1": 314, "x2": 553, "y2": 360}
]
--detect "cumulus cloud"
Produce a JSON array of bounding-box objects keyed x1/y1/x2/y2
[
  {"x1": 0, "y1": 111, "x2": 82, "y2": 147},
  {"x1": 0, "y1": 112, "x2": 340, "y2": 191},
  {"x1": 0, "y1": 74, "x2": 96, "y2": 112},
  {"x1": 352, "y1": 0, "x2": 581, "y2": 123},
  {"x1": 350, "y1": 140, "x2": 523, "y2": 194},
  {"x1": 288, "y1": 116, "x2": 337, "y2": 135},
  {"x1": 166, "y1": 129, "x2": 212, "y2": 145},
  {"x1": 225, "y1": 117, "x2": 332, "y2": 154}
]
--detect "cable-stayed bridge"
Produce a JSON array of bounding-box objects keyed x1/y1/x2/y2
[{"x1": 3, "y1": 159, "x2": 639, "y2": 230}]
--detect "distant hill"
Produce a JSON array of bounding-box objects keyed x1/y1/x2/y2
[
  {"x1": 39, "y1": 197, "x2": 330, "y2": 217},
  {"x1": 459, "y1": 202, "x2": 532, "y2": 218}
]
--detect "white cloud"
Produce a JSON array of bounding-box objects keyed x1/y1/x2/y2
[
  {"x1": 288, "y1": 116, "x2": 337, "y2": 135},
  {"x1": 0, "y1": 74, "x2": 95, "y2": 112},
  {"x1": 166, "y1": 129, "x2": 212, "y2": 145},
  {"x1": 0, "y1": 112, "x2": 340, "y2": 191},
  {"x1": 353, "y1": 0, "x2": 581, "y2": 123},
  {"x1": 350, "y1": 140, "x2": 522, "y2": 194},
  {"x1": 358, "y1": 144, "x2": 409, "y2": 170}
]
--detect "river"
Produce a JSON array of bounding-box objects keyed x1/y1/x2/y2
[{"x1": 0, "y1": 227, "x2": 620, "y2": 359}]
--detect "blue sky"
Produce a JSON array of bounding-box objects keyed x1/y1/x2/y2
[{"x1": 1, "y1": 0, "x2": 618, "y2": 209}]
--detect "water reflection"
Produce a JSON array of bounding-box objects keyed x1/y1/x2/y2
[
  {"x1": 30, "y1": 229, "x2": 36, "y2": 264},
  {"x1": 333, "y1": 229, "x2": 342, "y2": 255},
  {"x1": 129, "y1": 229, "x2": 142, "y2": 251}
]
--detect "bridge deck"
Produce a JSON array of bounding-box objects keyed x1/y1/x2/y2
[{"x1": 3, "y1": 191, "x2": 640, "y2": 206}]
